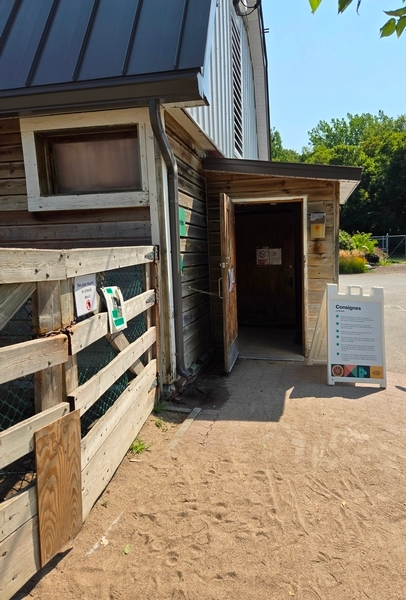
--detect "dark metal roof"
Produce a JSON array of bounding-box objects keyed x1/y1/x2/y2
[
  {"x1": 202, "y1": 157, "x2": 363, "y2": 204},
  {"x1": 0, "y1": 0, "x2": 216, "y2": 116}
]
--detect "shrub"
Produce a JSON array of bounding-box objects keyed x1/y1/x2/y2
[
  {"x1": 339, "y1": 230, "x2": 355, "y2": 251},
  {"x1": 339, "y1": 250, "x2": 368, "y2": 274},
  {"x1": 351, "y1": 232, "x2": 378, "y2": 255}
]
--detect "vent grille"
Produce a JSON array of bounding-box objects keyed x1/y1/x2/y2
[{"x1": 231, "y1": 17, "x2": 243, "y2": 156}]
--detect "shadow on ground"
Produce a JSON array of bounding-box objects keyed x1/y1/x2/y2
[{"x1": 174, "y1": 356, "x2": 386, "y2": 424}]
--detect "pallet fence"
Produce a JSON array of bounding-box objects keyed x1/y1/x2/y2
[{"x1": 0, "y1": 245, "x2": 159, "y2": 599}]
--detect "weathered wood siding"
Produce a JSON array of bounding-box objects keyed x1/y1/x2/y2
[
  {"x1": 0, "y1": 119, "x2": 151, "y2": 249},
  {"x1": 165, "y1": 114, "x2": 213, "y2": 368},
  {"x1": 206, "y1": 171, "x2": 339, "y2": 355}
]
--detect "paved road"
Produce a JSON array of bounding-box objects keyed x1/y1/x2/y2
[{"x1": 340, "y1": 268, "x2": 406, "y2": 374}]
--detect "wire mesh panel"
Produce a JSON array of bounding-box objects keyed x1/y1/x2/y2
[
  {"x1": 0, "y1": 300, "x2": 35, "y2": 432},
  {"x1": 78, "y1": 264, "x2": 147, "y2": 436},
  {"x1": 0, "y1": 299, "x2": 36, "y2": 501}
]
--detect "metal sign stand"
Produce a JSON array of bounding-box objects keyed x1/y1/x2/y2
[{"x1": 308, "y1": 284, "x2": 386, "y2": 388}]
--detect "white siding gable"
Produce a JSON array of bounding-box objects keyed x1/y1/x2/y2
[{"x1": 187, "y1": 0, "x2": 268, "y2": 160}]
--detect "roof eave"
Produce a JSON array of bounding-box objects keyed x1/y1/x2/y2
[
  {"x1": 0, "y1": 71, "x2": 207, "y2": 118},
  {"x1": 202, "y1": 157, "x2": 363, "y2": 204}
]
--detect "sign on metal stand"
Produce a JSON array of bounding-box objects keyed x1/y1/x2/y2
[
  {"x1": 308, "y1": 284, "x2": 386, "y2": 388},
  {"x1": 327, "y1": 284, "x2": 386, "y2": 387}
]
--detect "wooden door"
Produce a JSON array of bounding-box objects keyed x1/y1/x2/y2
[
  {"x1": 220, "y1": 193, "x2": 238, "y2": 372},
  {"x1": 234, "y1": 204, "x2": 300, "y2": 326}
]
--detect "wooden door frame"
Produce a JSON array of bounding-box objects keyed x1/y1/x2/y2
[{"x1": 232, "y1": 194, "x2": 308, "y2": 355}]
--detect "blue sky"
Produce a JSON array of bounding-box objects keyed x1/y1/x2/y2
[{"x1": 262, "y1": 1, "x2": 405, "y2": 151}]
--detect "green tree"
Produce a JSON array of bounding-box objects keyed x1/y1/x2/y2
[
  {"x1": 308, "y1": 0, "x2": 406, "y2": 37},
  {"x1": 270, "y1": 128, "x2": 301, "y2": 162},
  {"x1": 302, "y1": 112, "x2": 406, "y2": 234}
]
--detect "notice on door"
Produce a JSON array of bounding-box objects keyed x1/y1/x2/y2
[{"x1": 327, "y1": 284, "x2": 386, "y2": 387}]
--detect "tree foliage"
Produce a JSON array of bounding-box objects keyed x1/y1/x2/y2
[
  {"x1": 308, "y1": 0, "x2": 406, "y2": 37},
  {"x1": 301, "y1": 112, "x2": 406, "y2": 234},
  {"x1": 270, "y1": 128, "x2": 301, "y2": 162},
  {"x1": 271, "y1": 112, "x2": 406, "y2": 234}
]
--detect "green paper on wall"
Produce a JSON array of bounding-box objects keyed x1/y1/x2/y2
[{"x1": 179, "y1": 208, "x2": 187, "y2": 236}]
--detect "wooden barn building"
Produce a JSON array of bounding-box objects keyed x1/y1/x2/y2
[
  {"x1": 0, "y1": 0, "x2": 361, "y2": 385},
  {"x1": 0, "y1": 3, "x2": 362, "y2": 594}
]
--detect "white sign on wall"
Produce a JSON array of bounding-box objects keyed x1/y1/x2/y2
[
  {"x1": 74, "y1": 274, "x2": 98, "y2": 317},
  {"x1": 327, "y1": 284, "x2": 386, "y2": 387}
]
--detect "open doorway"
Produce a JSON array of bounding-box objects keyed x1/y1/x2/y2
[{"x1": 234, "y1": 201, "x2": 304, "y2": 361}]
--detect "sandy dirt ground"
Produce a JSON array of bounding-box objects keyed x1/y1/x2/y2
[
  {"x1": 16, "y1": 362, "x2": 406, "y2": 600},
  {"x1": 15, "y1": 264, "x2": 406, "y2": 600}
]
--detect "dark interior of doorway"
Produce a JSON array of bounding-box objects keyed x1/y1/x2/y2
[{"x1": 234, "y1": 202, "x2": 304, "y2": 361}]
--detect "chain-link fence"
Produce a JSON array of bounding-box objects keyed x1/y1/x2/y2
[
  {"x1": 372, "y1": 234, "x2": 406, "y2": 258},
  {"x1": 79, "y1": 264, "x2": 146, "y2": 436},
  {"x1": 0, "y1": 299, "x2": 36, "y2": 501},
  {"x1": 0, "y1": 300, "x2": 35, "y2": 433},
  {"x1": 0, "y1": 263, "x2": 148, "y2": 500}
]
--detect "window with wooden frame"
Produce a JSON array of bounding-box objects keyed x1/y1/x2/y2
[
  {"x1": 35, "y1": 127, "x2": 141, "y2": 196},
  {"x1": 20, "y1": 109, "x2": 151, "y2": 212}
]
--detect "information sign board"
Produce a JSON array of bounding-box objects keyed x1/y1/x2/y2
[
  {"x1": 327, "y1": 284, "x2": 386, "y2": 387},
  {"x1": 74, "y1": 274, "x2": 97, "y2": 317}
]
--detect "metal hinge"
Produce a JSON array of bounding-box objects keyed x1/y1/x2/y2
[
  {"x1": 145, "y1": 246, "x2": 159, "y2": 262},
  {"x1": 220, "y1": 254, "x2": 230, "y2": 269}
]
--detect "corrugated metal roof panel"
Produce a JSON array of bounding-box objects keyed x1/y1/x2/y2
[{"x1": 0, "y1": 0, "x2": 215, "y2": 114}]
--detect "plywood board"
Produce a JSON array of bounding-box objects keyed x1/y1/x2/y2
[{"x1": 35, "y1": 410, "x2": 82, "y2": 567}]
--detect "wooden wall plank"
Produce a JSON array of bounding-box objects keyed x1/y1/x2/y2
[
  {"x1": 65, "y1": 246, "x2": 154, "y2": 278},
  {"x1": 0, "y1": 145, "x2": 24, "y2": 163},
  {"x1": 35, "y1": 410, "x2": 82, "y2": 567},
  {"x1": 0, "y1": 162, "x2": 25, "y2": 179},
  {"x1": 179, "y1": 191, "x2": 207, "y2": 215},
  {"x1": 0, "y1": 515, "x2": 40, "y2": 600},
  {"x1": 0, "y1": 195, "x2": 27, "y2": 211},
  {"x1": 0, "y1": 334, "x2": 68, "y2": 385},
  {"x1": 106, "y1": 331, "x2": 144, "y2": 376},
  {"x1": 1, "y1": 206, "x2": 150, "y2": 226},
  {"x1": 0, "y1": 246, "x2": 155, "y2": 284},
  {"x1": 0, "y1": 221, "x2": 150, "y2": 244},
  {"x1": 81, "y1": 360, "x2": 156, "y2": 469},
  {"x1": 33, "y1": 281, "x2": 64, "y2": 411},
  {"x1": 70, "y1": 327, "x2": 156, "y2": 415},
  {"x1": 0, "y1": 178, "x2": 26, "y2": 195},
  {"x1": 70, "y1": 289, "x2": 155, "y2": 355},
  {"x1": 81, "y1": 380, "x2": 156, "y2": 520},
  {"x1": 0, "y1": 485, "x2": 37, "y2": 544},
  {"x1": 0, "y1": 403, "x2": 70, "y2": 469},
  {"x1": 0, "y1": 248, "x2": 68, "y2": 283},
  {"x1": 60, "y1": 278, "x2": 78, "y2": 396},
  {"x1": 0, "y1": 281, "x2": 36, "y2": 330},
  {"x1": 0, "y1": 119, "x2": 20, "y2": 134}
]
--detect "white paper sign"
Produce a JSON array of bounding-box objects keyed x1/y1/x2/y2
[
  {"x1": 269, "y1": 248, "x2": 282, "y2": 265},
  {"x1": 74, "y1": 274, "x2": 97, "y2": 316}
]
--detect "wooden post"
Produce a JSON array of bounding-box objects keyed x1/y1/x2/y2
[
  {"x1": 33, "y1": 281, "x2": 64, "y2": 412},
  {"x1": 151, "y1": 253, "x2": 161, "y2": 396},
  {"x1": 145, "y1": 261, "x2": 153, "y2": 364},
  {"x1": 60, "y1": 278, "x2": 79, "y2": 397}
]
